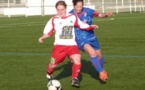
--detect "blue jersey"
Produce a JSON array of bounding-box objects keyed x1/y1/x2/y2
[
  {"x1": 70, "y1": 7, "x2": 96, "y2": 40},
  {"x1": 69, "y1": 7, "x2": 100, "y2": 51}
]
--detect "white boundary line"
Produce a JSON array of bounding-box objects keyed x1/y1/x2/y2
[
  {"x1": 114, "y1": 16, "x2": 145, "y2": 19},
  {"x1": 0, "y1": 22, "x2": 45, "y2": 27},
  {"x1": 0, "y1": 16, "x2": 145, "y2": 27},
  {"x1": 95, "y1": 18, "x2": 115, "y2": 21},
  {"x1": 94, "y1": 16, "x2": 145, "y2": 22},
  {"x1": 0, "y1": 52, "x2": 145, "y2": 58}
]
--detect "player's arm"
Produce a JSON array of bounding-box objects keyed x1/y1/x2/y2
[
  {"x1": 93, "y1": 11, "x2": 114, "y2": 18},
  {"x1": 38, "y1": 34, "x2": 50, "y2": 43},
  {"x1": 38, "y1": 18, "x2": 54, "y2": 43},
  {"x1": 74, "y1": 15, "x2": 99, "y2": 30}
]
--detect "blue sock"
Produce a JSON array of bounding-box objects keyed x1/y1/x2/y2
[
  {"x1": 100, "y1": 58, "x2": 104, "y2": 69},
  {"x1": 90, "y1": 56, "x2": 103, "y2": 73}
]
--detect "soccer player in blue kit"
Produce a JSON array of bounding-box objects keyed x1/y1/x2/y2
[{"x1": 70, "y1": 0, "x2": 113, "y2": 81}]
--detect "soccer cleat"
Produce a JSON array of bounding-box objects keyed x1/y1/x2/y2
[
  {"x1": 71, "y1": 77, "x2": 80, "y2": 87},
  {"x1": 99, "y1": 70, "x2": 108, "y2": 81},
  {"x1": 46, "y1": 74, "x2": 53, "y2": 81}
]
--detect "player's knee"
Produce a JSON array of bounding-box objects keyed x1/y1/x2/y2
[
  {"x1": 74, "y1": 59, "x2": 81, "y2": 64},
  {"x1": 98, "y1": 55, "x2": 103, "y2": 60},
  {"x1": 95, "y1": 50, "x2": 102, "y2": 59},
  {"x1": 89, "y1": 50, "x2": 97, "y2": 57},
  {"x1": 71, "y1": 54, "x2": 81, "y2": 64},
  {"x1": 96, "y1": 53, "x2": 102, "y2": 59}
]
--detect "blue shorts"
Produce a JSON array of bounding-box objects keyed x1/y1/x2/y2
[{"x1": 76, "y1": 37, "x2": 100, "y2": 51}]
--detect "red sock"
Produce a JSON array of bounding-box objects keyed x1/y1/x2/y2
[
  {"x1": 47, "y1": 64, "x2": 55, "y2": 75},
  {"x1": 72, "y1": 63, "x2": 81, "y2": 79}
]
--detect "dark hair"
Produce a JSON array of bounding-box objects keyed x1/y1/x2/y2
[
  {"x1": 55, "y1": 1, "x2": 67, "y2": 8},
  {"x1": 72, "y1": 0, "x2": 84, "y2": 6}
]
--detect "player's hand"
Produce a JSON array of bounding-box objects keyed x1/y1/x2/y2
[
  {"x1": 38, "y1": 37, "x2": 44, "y2": 43},
  {"x1": 91, "y1": 25, "x2": 99, "y2": 29},
  {"x1": 106, "y1": 12, "x2": 114, "y2": 17}
]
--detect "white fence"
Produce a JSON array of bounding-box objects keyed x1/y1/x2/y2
[
  {"x1": 0, "y1": 0, "x2": 144, "y2": 17},
  {"x1": 88, "y1": 0, "x2": 145, "y2": 13}
]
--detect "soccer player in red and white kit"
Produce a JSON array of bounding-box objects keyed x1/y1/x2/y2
[{"x1": 38, "y1": 1, "x2": 98, "y2": 87}]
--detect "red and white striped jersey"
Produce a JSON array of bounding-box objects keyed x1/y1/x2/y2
[{"x1": 43, "y1": 13, "x2": 94, "y2": 45}]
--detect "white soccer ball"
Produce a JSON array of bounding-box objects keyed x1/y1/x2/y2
[{"x1": 47, "y1": 80, "x2": 61, "y2": 90}]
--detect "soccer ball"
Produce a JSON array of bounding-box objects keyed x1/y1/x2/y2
[{"x1": 47, "y1": 79, "x2": 61, "y2": 90}]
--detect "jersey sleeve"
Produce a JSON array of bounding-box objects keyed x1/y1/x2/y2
[
  {"x1": 43, "y1": 18, "x2": 54, "y2": 36},
  {"x1": 87, "y1": 8, "x2": 99, "y2": 17},
  {"x1": 74, "y1": 15, "x2": 94, "y2": 30},
  {"x1": 93, "y1": 11, "x2": 100, "y2": 17}
]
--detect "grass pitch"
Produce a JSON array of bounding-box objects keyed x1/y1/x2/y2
[{"x1": 0, "y1": 13, "x2": 145, "y2": 90}]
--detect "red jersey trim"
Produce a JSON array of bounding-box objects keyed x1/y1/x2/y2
[
  {"x1": 61, "y1": 14, "x2": 74, "y2": 19},
  {"x1": 74, "y1": 15, "x2": 94, "y2": 30},
  {"x1": 47, "y1": 16, "x2": 58, "y2": 36},
  {"x1": 93, "y1": 11, "x2": 99, "y2": 17}
]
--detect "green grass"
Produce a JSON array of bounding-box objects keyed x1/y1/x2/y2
[{"x1": 0, "y1": 13, "x2": 145, "y2": 90}]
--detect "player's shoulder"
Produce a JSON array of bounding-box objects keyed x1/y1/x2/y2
[
  {"x1": 66, "y1": 13, "x2": 77, "y2": 18},
  {"x1": 83, "y1": 7, "x2": 92, "y2": 10},
  {"x1": 67, "y1": 13, "x2": 75, "y2": 16},
  {"x1": 51, "y1": 15, "x2": 59, "y2": 19},
  {"x1": 69, "y1": 9, "x2": 74, "y2": 13},
  {"x1": 84, "y1": 7, "x2": 95, "y2": 12},
  {"x1": 83, "y1": 7, "x2": 95, "y2": 14},
  {"x1": 47, "y1": 15, "x2": 60, "y2": 24},
  {"x1": 51, "y1": 13, "x2": 77, "y2": 20}
]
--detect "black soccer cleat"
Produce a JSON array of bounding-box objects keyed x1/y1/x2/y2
[{"x1": 71, "y1": 77, "x2": 80, "y2": 87}]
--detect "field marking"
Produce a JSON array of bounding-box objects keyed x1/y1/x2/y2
[
  {"x1": 0, "y1": 16, "x2": 144, "y2": 27},
  {"x1": 115, "y1": 16, "x2": 145, "y2": 19},
  {"x1": 0, "y1": 21, "x2": 46, "y2": 27},
  {"x1": 94, "y1": 16, "x2": 145, "y2": 22},
  {"x1": 95, "y1": 18, "x2": 115, "y2": 21},
  {"x1": 0, "y1": 52, "x2": 145, "y2": 59},
  {"x1": 0, "y1": 52, "x2": 48, "y2": 56}
]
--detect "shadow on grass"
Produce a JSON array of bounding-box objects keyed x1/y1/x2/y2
[
  {"x1": 55, "y1": 59, "x2": 107, "y2": 84},
  {"x1": 55, "y1": 61, "x2": 72, "y2": 80}
]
